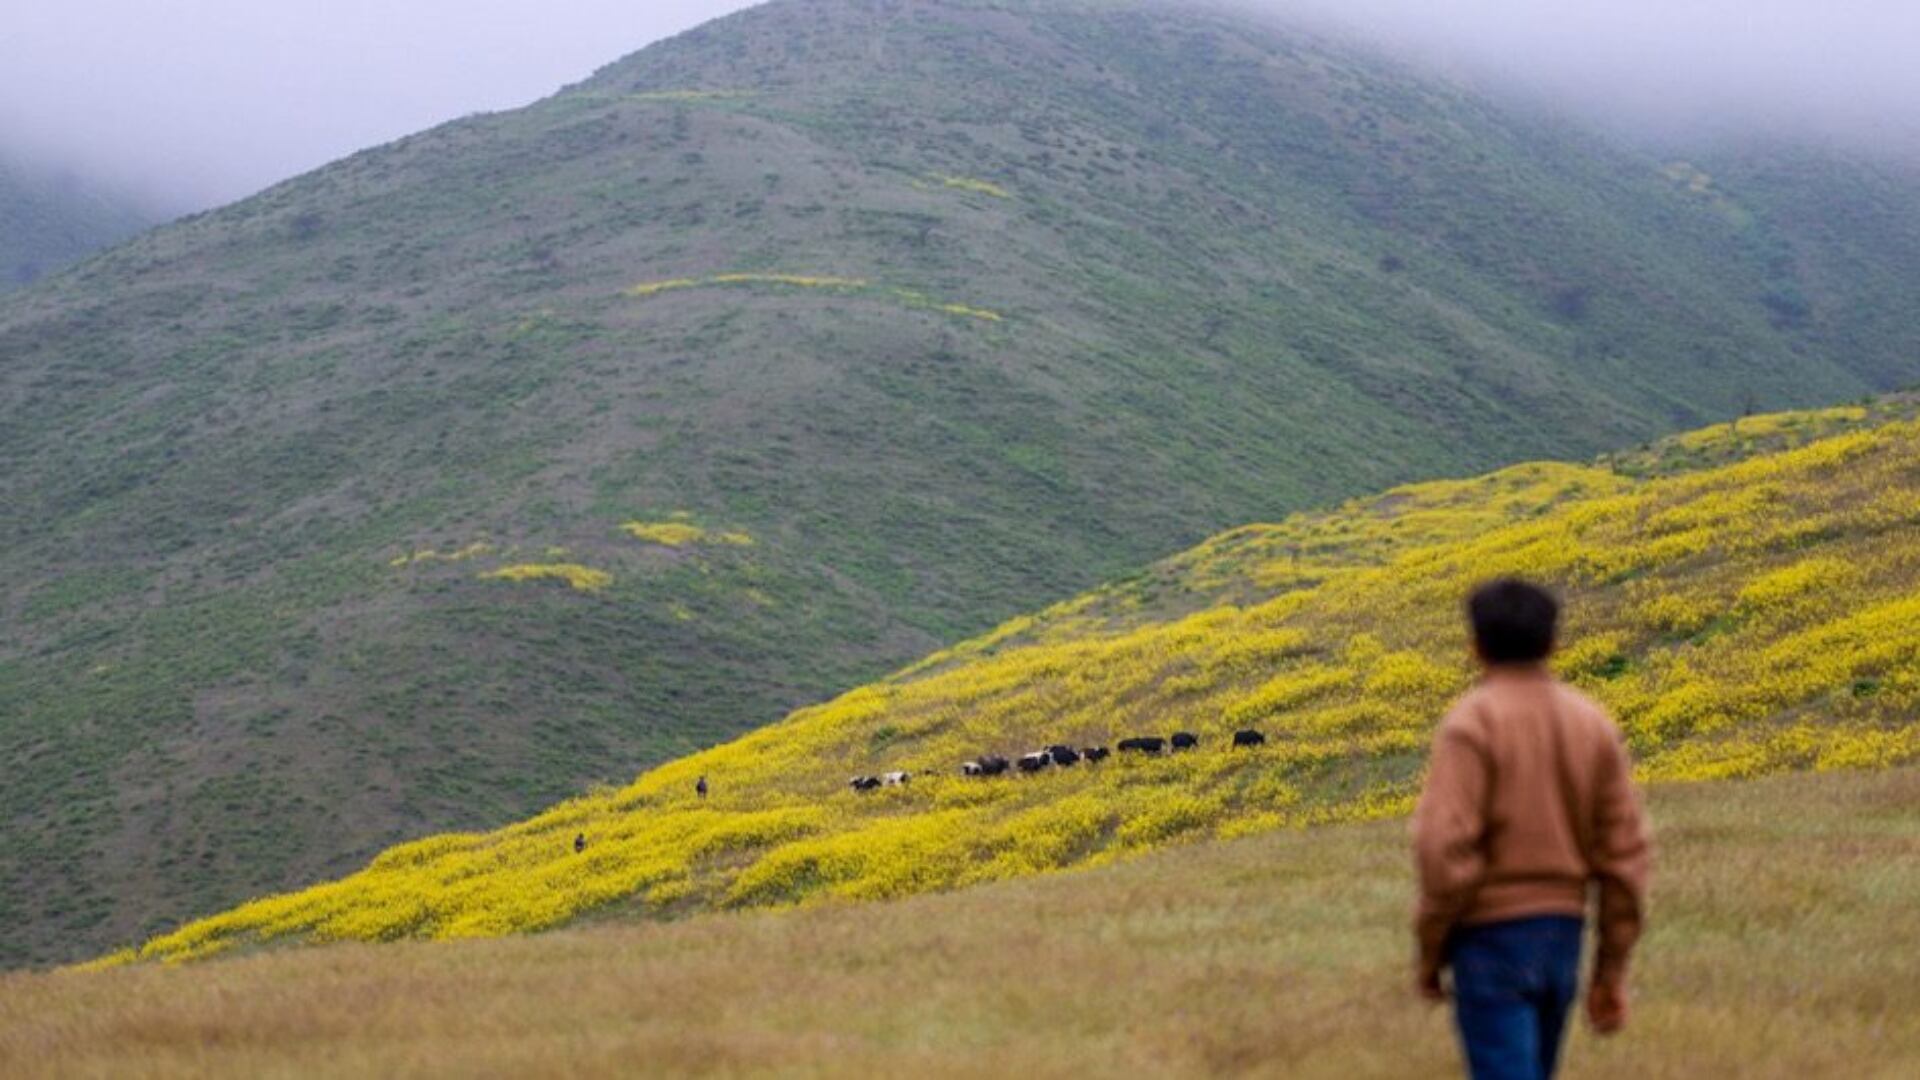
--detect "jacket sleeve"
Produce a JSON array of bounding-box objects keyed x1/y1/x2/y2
[
  {"x1": 1411, "y1": 706, "x2": 1490, "y2": 974},
  {"x1": 1590, "y1": 726, "x2": 1651, "y2": 982}
]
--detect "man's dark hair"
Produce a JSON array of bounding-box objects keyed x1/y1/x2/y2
[{"x1": 1468, "y1": 578, "x2": 1560, "y2": 663}]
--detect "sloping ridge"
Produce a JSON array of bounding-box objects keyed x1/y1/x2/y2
[
  {"x1": 7, "y1": 0, "x2": 1920, "y2": 967},
  {"x1": 108, "y1": 401, "x2": 1920, "y2": 965}
]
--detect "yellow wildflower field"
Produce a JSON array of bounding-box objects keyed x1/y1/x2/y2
[
  {"x1": 107, "y1": 407, "x2": 1920, "y2": 965},
  {"x1": 387, "y1": 541, "x2": 493, "y2": 568},
  {"x1": 26, "y1": 770, "x2": 1916, "y2": 1076},
  {"x1": 624, "y1": 273, "x2": 1002, "y2": 321},
  {"x1": 479, "y1": 563, "x2": 614, "y2": 593},
  {"x1": 936, "y1": 174, "x2": 1013, "y2": 199},
  {"x1": 620, "y1": 521, "x2": 753, "y2": 547}
]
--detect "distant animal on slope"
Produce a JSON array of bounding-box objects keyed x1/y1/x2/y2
[
  {"x1": 1017, "y1": 752, "x2": 1052, "y2": 773},
  {"x1": 695, "y1": 776, "x2": 708, "y2": 799},
  {"x1": 573, "y1": 833, "x2": 585, "y2": 854},
  {"x1": 849, "y1": 776, "x2": 883, "y2": 792},
  {"x1": 1170, "y1": 732, "x2": 1199, "y2": 751},
  {"x1": 1117, "y1": 736, "x2": 1166, "y2": 755},
  {"x1": 1232, "y1": 730, "x2": 1267, "y2": 748},
  {"x1": 881, "y1": 771, "x2": 912, "y2": 786},
  {"x1": 1046, "y1": 745, "x2": 1081, "y2": 766},
  {"x1": 1081, "y1": 746, "x2": 1110, "y2": 762},
  {"x1": 963, "y1": 755, "x2": 1010, "y2": 777}
]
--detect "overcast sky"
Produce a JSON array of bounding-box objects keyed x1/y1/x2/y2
[
  {"x1": 1270, "y1": 0, "x2": 1920, "y2": 151},
  {"x1": 4, "y1": 1, "x2": 1917, "y2": 214},
  {"x1": 0, "y1": 1, "x2": 757, "y2": 210}
]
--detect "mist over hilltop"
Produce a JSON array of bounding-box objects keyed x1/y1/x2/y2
[
  {"x1": 4, "y1": 0, "x2": 1915, "y2": 213},
  {"x1": 1258, "y1": 0, "x2": 1920, "y2": 156}
]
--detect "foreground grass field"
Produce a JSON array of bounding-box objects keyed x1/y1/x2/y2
[{"x1": 5, "y1": 768, "x2": 1914, "y2": 1077}]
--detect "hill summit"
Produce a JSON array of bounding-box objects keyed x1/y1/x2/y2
[{"x1": 7, "y1": 0, "x2": 1920, "y2": 967}]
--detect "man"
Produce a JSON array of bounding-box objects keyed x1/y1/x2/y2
[{"x1": 1412, "y1": 578, "x2": 1652, "y2": 1080}]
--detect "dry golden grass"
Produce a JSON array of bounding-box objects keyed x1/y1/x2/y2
[{"x1": 4, "y1": 768, "x2": 1916, "y2": 1078}]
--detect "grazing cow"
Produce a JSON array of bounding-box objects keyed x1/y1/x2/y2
[
  {"x1": 573, "y1": 833, "x2": 586, "y2": 854},
  {"x1": 881, "y1": 771, "x2": 911, "y2": 786},
  {"x1": 1017, "y1": 752, "x2": 1052, "y2": 773},
  {"x1": 1233, "y1": 729, "x2": 1267, "y2": 748},
  {"x1": 1170, "y1": 732, "x2": 1199, "y2": 751},
  {"x1": 1117, "y1": 736, "x2": 1166, "y2": 755},
  {"x1": 977, "y1": 755, "x2": 1011, "y2": 777},
  {"x1": 849, "y1": 775, "x2": 883, "y2": 792},
  {"x1": 1047, "y1": 745, "x2": 1081, "y2": 767},
  {"x1": 962, "y1": 761, "x2": 984, "y2": 777},
  {"x1": 1081, "y1": 746, "x2": 1111, "y2": 763}
]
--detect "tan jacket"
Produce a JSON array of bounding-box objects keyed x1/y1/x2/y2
[{"x1": 1412, "y1": 666, "x2": 1652, "y2": 980}]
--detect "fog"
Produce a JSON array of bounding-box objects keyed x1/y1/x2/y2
[
  {"x1": 0, "y1": 1, "x2": 757, "y2": 212},
  {"x1": 4, "y1": 1, "x2": 1917, "y2": 215},
  {"x1": 1247, "y1": 0, "x2": 1920, "y2": 154}
]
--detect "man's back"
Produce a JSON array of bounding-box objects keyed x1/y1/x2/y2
[
  {"x1": 1415, "y1": 668, "x2": 1649, "y2": 960},
  {"x1": 1411, "y1": 579, "x2": 1652, "y2": 1080}
]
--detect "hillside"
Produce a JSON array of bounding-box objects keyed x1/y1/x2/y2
[
  {"x1": 103, "y1": 402, "x2": 1920, "y2": 965},
  {"x1": 0, "y1": 151, "x2": 152, "y2": 289},
  {"x1": 9, "y1": 0, "x2": 1920, "y2": 968},
  {"x1": 12, "y1": 770, "x2": 1917, "y2": 1077}
]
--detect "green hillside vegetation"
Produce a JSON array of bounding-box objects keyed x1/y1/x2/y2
[
  {"x1": 9, "y1": 770, "x2": 1916, "y2": 1077},
  {"x1": 0, "y1": 152, "x2": 152, "y2": 290},
  {"x1": 106, "y1": 401, "x2": 1920, "y2": 964},
  {"x1": 8, "y1": 0, "x2": 1920, "y2": 967}
]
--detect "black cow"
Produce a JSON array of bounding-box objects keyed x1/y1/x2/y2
[
  {"x1": 1170, "y1": 732, "x2": 1199, "y2": 751},
  {"x1": 849, "y1": 775, "x2": 883, "y2": 792},
  {"x1": 1232, "y1": 729, "x2": 1267, "y2": 748},
  {"x1": 1081, "y1": 746, "x2": 1111, "y2": 763},
  {"x1": 1017, "y1": 752, "x2": 1052, "y2": 773},
  {"x1": 1117, "y1": 736, "x2": 1166, "y2": 755},
  {"x1": 1047, "y1": 745, "x2": 1081, "y2": 766},
  {"x1": 976, "y1": 755, "x2": 1011, "y2": 777}
]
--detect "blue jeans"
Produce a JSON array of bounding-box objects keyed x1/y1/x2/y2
[{"x1": 1447, "y1": 915, "x2": 1585, "y2": 1080}]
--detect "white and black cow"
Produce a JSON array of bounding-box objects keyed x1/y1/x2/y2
[{"x1": 849, "y1": 775, "x2": 883, "y2": 792}]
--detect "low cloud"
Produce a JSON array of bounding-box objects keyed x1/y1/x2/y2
[
  {"x1": 0, "y1": 1, "x2": 757, "y2": 212},
  {"x1": 5, "y1": 1, "x2": 1917, "y2": 216},
  {"x1": 1250, "y1": 0, "x2": 1920, "y2": 154}
]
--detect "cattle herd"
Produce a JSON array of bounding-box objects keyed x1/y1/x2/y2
[{"x1": 849, "y1": 729, "x2": 1270, "y2": 792}]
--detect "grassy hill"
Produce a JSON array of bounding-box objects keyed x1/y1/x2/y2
[
  {"x1": 99, "y1": 401, "x2": 1920, "y2": 964},
  {"x1": 0, "y1": 151, "x2": 152, "y2": 290},
  {"x1": 8, "y1": 0, "x2": 1920, "y2": 967},
  {"x1": 10, "y1": 769, "x2": 1917, "y2": 1077}
]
